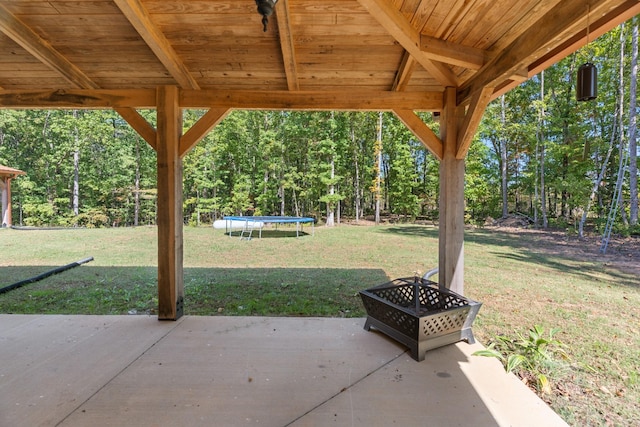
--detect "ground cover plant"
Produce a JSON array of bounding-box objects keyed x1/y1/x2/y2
[{"x1": 0, "y1": 224, "x2": 638, "y2": 426}]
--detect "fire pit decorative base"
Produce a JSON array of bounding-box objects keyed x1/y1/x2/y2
[{"x1": 360, "y1": 277, "x2": 482, "y2": 361}]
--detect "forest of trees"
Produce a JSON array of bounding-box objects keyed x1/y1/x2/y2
[{"x1": 0, "y1": 21, "x2": 638, "y2": 235}]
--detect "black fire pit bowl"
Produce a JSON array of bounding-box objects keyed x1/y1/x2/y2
[{"x1": 359, "y1": 277, "x2": 482, "y2": 361}]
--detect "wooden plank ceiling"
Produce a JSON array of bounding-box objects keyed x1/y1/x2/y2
[{"x1": 0, "y1": 0, "x2": 638, "y2": 110}]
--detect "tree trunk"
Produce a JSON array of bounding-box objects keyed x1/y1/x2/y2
[
  {"x1": 374, "y1": 111, "x2": 383, "y2": 225},
  {"x1": 629, "y1": 19, "x2": 639, "y2": 226},
  {"x1": 326, "y1": 155, "x2": 335, "y2": 226},
  {"x1": 539, "y1": 72, "x2": 548, "y2": 228},
  {"x1": 134, "y1": 137, "x2": 140, "y2": 226},
  {"x1": 292, "y1": 189, "x2": 299, "y2": 217},
  {"x1": 559, "y1": 54, "x2": 578, "y2": 222},
  {"x1": 579, "y1": 115, "x2": 617, "y2": 238},
  {"x1": 616, "y1": 23, "x2": 629, "y2": 227},
  {"x1": 280, "y1": 182, "x2": 285, "y2": 216},
  {"x1": 500, "y1": 95, "x2": 508, "y2": 218},
  {"x1": 73, "y1": 149, "x2": 79, "y2": 216},
  {"x1": 534, "y1": 88, "x2": 540, "y2": 224},
  {"x1": 336, "y1": 185, "x2": 341, "y2": 225},
  {"x1": 352, "y1": 126, "x2": 361, "y2": 223},
  {"x1": 72, "y1": 110, "x2": 80, "y2": 217}
]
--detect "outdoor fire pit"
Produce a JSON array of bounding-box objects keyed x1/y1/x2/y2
[{"x1": 359, "y1": 277, "x2": 482, "y2": 361}]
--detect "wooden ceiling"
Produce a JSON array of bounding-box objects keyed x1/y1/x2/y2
[{"x1": 0, "y1": 0, "x2": 638, "y2": 110}]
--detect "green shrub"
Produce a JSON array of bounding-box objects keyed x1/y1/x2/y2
[
  {"x1": 72, "y1": 209, "x2": 110, "y2": 228},
  {"x1": 473, "y1": 325, "x2": 570, "y2": 395}
]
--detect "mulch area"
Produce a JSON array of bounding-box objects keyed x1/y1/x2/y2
[
  {"x1": 341, "y1": 216, "x2": 639, "y2": 278},
  {"x1": 486, "y1": 217, "x2": 640, "y2": 279}
]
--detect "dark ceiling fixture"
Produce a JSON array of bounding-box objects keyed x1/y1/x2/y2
[
  {"x1": 577, "y1": 7, "x2": 597, "y2": 101},
  {"x1": 255, "y1": 0, "x2": 278, "y2": 32}
]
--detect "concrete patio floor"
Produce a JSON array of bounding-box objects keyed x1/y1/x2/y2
[{"x1": 0, "y1": 315, "x2": 568, "y2": 427}]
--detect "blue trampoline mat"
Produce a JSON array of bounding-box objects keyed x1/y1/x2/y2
[{"x1": 224, "y1": 216, "x2": 314, "y2": 224}]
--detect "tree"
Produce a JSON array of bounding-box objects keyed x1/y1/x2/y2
[
  {"x1": 315, "y1": 112, "x2": 345, "y2": 227},
  {"x1": 629, "y1": 18, "x2": 639, "y2": 226},
  {"x1": 372, "y1": 112, "x2": 383, "y2": 224},
  {"x1": 537, "y1": 71, "x2": 548, "y2": 228},
  {"x1": 384, "y1": 113, "x2": 421, "y2": 219}
]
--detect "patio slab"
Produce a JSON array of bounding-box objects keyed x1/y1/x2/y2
[{"x1": 0, "y1": 315, "x2": 568, "y2": 427}]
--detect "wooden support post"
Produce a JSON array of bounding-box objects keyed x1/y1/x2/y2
[
  {"x1": 1, "y1": 177, "x2": 10, "y2": 226},
  {"x1": 5, "y1": 177, "x2": 11, "y2": 227},
  {"x1": 156, "y1": 86, "x2": 184, "y2": 320},
  {"x1": 438, "y1": 87, "x2": 465, "y2": 295}
]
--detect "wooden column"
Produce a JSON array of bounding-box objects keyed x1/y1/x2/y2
[
  {"x1": 156, "y1": 86, "x2": 184, "y2": 320},
  {"x1": 1, "y1": 177, "x2": 9, "y2": 226},
  {"x1": 438, "y1": 87, "x2": 465, "y2": 295}
]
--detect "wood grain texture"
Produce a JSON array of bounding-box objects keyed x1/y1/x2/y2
[
  {"x1": 156, "y1": 85, "x2": 184, "y2": 320},
  {"x1": 392, "y1": 109, "x2": 443, "y2": 160},
  {"x1": 0, "y1": 0, "x2": 633, "y2": 102},
  {"x1": 438, "y1": 87, "x2": 465, "y2": 294},
  {"x1": 114, "y1": 0, "x2": 199, "y2": 89},
  {"x1": 179, "y1": 108, "x2": 229, "y2": 156},
  {"x1": 116, "y1": 107, "x2": 157, "y2": 149},
  {"x1": 456, "y1": 86, "x2": 493, "y2": 159}
]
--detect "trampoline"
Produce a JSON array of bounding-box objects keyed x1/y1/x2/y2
[{"x1": 222, "y1": 216, "x2": 314, "y2": 239}]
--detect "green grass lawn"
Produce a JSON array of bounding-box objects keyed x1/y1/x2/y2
[{"x1": 1, "y1": 224, "x2": 638, "y2": 426}]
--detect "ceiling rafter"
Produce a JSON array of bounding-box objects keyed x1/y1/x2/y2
[
  {"x1": 392, "y1": 52, "x2": 417, "y2": 91},
  {"x1": 492, "y1": 0, "x2": 640, "y2": 101},
  {"x1": 0, "y1": 3, "x2": 98, "y2": 90},
  {"x1": 0, "y1": 2, "x2": 158, "y2": 149},
  {"x1": 420, "y1": 35, "x2": 486, "y2": 70},
  {"x1": 357, "y1": 0, "x2": 458, "y2": 87},
  {"x1": 0, "y1": 0, "x2": 230, "y2": 155},
  {"x1": 275, "y1": 0, "x2": 299, "y2": 91},
  {"x1": 113, "y1": 0, "x2": 200, "y2": 90},
  {"x1": 457, "y1": 0, "x2": 624, "y2": 105},
  {"x1": 4, "y1": 5, "x2": 162, "y2": 152},
  {"x1": 392, "y1": 1, "x2": 438, "y2": 91}
]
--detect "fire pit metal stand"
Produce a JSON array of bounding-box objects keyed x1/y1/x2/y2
[{"x1": 360, "y1": 277, "x2": 482, "y2": 361}]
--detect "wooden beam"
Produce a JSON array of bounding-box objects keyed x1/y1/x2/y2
[
  {"x1": 390, "y1": 2, "x2": 438, "y2": 91},
  {"x1": 275, "y1": 0, "x2": 299, "y2": 91},
  {"x1": 0, "y1": 89, "x2": 156, "y2": 109},
  {"x1": 456, "y1": 86, "x2": 493, "y2": 159},
  {"x1": 181, "y1": 89, "x2": 442, "y2": 111},
  {"x1": 1, "y1": 177, "x2": 13, "y2": 227},
  {"x1": 420, "y1": 35, "x2": 486, "y2": 70},
  {"x1": 179, "y1": 108, "x2": 229, "y2": 157},
  {"x1": 357, "y1": 0, "x2": 458, "y2": 87},
  {"x1": 0, "y1": 5, "x2": 157, "y2": 152},
  {"x1": 0, "y1": 89, "x2": 441, "y2": 111},
  {"x1": 392, "y1": 52, "x2": 417, "y2": 91},
  {"x1": 509, "y1": 68, "x2": 530, "y2": 83},
  {"x1": 114, "y1": 0, "x2": 200, "y2": 90},
  {"x1": 156, "y1": 86, "x2": 184, "y2": 320},
  {"x1": 0, "y1": 3, "x2": 98, "y2": 89},
  {"x1": 438, "y1": 87, "x2": 465, "y2": 294},
  {"x1": 392, "y1": 109, "x2": 443, "y2": 161},
  {"x1": 492, "y1": 0, "x2": 640, "y2": 101},
  {"x1": 458, "y1": 0, "x2": 616, "y2": 105},
  {"x1": 115, "y1": 107, "x2": 157, "y2": 150}
]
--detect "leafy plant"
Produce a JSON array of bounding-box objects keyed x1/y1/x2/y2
[{"x1": 473, "y1": 325, "x2": 569, "y2": 394}]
